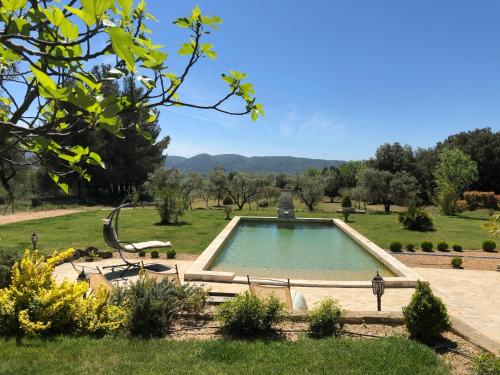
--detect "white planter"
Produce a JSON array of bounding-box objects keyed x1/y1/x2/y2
[{"x1": 224, "y1": 205, "x2": 233, "y2": 220}]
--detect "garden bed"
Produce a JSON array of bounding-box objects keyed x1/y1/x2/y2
[{"x1": 391, "y1": 251, "x2": 500, "y2": 271}]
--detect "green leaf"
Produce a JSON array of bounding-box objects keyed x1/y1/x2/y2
[
  {"x1": 64, "y1": 6, "x2": 95, "y2": 26},
  {"x1": 2, "y1": 0, "x2": 26, "y2": 12},
  {"x1": 173, "y1": 17, "x2": 190, "y2": 28},
  {"x1": 230, "y1": 70, "x2": 247, "y2": 81},
  {"x1": 108, "y1": 27, "x2": 135, "y2": 71},
  {"x1": 178, "y1": 41, "x2": 195, "y2": 56},
  {"x1": 191, "y1": 6, "x2": 202, "y2": 21},
  {"x1": 117, "y1": 0, "x2": 133, "y2": 16},
  {"x1": 201, "y1": 43, "x2": 216, "y2": 59},
  {"x1": 30, "y1": 67, "x2": 57, "y2": 90}
]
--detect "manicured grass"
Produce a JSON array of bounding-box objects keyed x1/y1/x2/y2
[
  {"x1": 0, "y1": 203, "x2": 495, "y2": 255},
  {"x1": 0, "y1": 336, "x2": 449, "y2": 375},
  {"x1": 348, "y1": 209, "x2": 497, "y2": 250}
]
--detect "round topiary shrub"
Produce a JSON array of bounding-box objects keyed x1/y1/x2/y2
[
  {"x1": 436, "y1": 242, "x2": 449, "y2": 252},
  {"x1": 451, "y1": 257, "x2": 463, "y2": 269},
  {"x1": 307, "y1": 298, "x2": 344, "y2": 337},
  {"x1": 258, "y1": 200, "x2": 269, "y2": 208},
  {"x1": 421, "y1": 241, "x2": 433, "y2": 252},
  {"x1": 215, "y1": 292, "x2": 287, "y2": 335},
  {"x1": 402, "y1": 280, "x2": 451, "y2": 342},
  {"x1": 405, "y1": 243, "x2": 415, "y2": 252},
  {"x1": 452, "y1": 244, "x2": 463, "y2": 252},
  {"x1": 138, "y1": 250, "x2": 146, "y2": 257},
  {"x1": 398, "y1": 207, "x2": 434, "y2": 231},
  {"x1": 389, "y1": 241, "x2": 403, "y2": 252},
  {"x1": 341, "y1": 196, "x2": 352, "y2": 208},
  {"x1": 166, "y1": 249, "x2": 176, "y2": 259},
  {"x1": 222, "y1": 195, "x2": 233, "y2": 205},
  {"x1": 151, "y1": 250, "x2": 160, "y2": 259},
  {"x1": 482, "y1": 240, "x2": 497, "y2": 252}
]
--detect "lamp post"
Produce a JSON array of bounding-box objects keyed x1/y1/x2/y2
[
  {"x1": 371, "y1": 270, "x2": 385, "y2": 311},
  {"x1": 30, "y1": 232, "x2": 38, "y2": 251},
  {"x1": 76, "y1": 269, "x2": 88, "y2": 283}
]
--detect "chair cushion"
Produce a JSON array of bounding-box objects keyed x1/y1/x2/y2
[{"x1": 123, "y1": 241, "x2": 172, "y2": 251}]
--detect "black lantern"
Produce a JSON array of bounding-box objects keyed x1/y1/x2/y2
[
  {"x1": 371, "y1": 270, "x2": 385, "y2": 311},
  {"x1": 30, "y1": 232, "x2": 38, "y2": 250},
  {"x1": 77, "y1": 268, "x2": 88, "y2": 283}
]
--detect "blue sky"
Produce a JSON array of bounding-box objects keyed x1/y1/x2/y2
[{"x1": 148, "y1": 0, "x2": 500, "y2": 161}]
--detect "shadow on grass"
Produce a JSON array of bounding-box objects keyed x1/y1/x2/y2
[{"x1": 154, "y1": 221, "x2": 191, "y2": 227}]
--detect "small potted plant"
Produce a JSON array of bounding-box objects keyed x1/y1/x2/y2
[
  {"x1": 341, "y1": 196, "x2": 352, "y2": 222},
  {"x1": 223, "y1": 194, "x2": 233, "y2": 220}
]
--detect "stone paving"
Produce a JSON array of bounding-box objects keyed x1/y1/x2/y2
[
  {"x1": 414, "y1": 268, "x2": 500, "y2": 346},
  {"x1": 54, "y1": 258, "x2": 500, "y2": 350}
]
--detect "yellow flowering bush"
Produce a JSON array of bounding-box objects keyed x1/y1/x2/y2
[{"x1": 0, "y1": 249, "x2": 125, "y2": 337}]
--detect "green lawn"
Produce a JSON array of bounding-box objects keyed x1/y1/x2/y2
[
  {"x1": 0, "y1": 203, "x2": 495, "y2": 255},
  {"x1": 347, "y1": 211, "x2": 494, "y2": 250},
  {"x1": 0, "y1": 336, "x2": 449, "y2": 375}
]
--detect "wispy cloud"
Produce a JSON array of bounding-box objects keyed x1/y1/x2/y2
[{"x1": 278, "y1": 107, "x2": 346, "y2": 142}]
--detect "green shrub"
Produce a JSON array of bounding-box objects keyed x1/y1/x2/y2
[
  {"x1": 472, "y1": 353, "x2": 500, "y2": 375},
  {"x1": 151, "y1": 250, "x2": 160, "y2": 259},
  {"x1": 307, "y1": 298, "x2": 344, "y2": 337},
  {"x1": 452, "y1": 244, "x2": 463, "y2": 252},
  {"x1": 341, "y1": 196, "x2": 352, "y2": 208},
  {"x1": 114, "y1": 279, "x2": 206, "y2": 338},
  {"x1": 436, "y1": 242, "x2": 449, "y2": 252},
  {"x1": 138, "y1": 250, "x2": 146, "y2": 257},
  {"x1": 389, "y1": 241, "x2": 403, "y2": 252},
  {"x1": 155, "y1": 187, "x2": 188, "y2": 224},
  {"x1": 215, "y1": 292, "x2": 287, "y2": 335},
  {"x1": 421, "y1": 241, "x2": 433, "y2": 252},
  {"x1": 0, "y1": 248, "x2": 21, "y2": 288},
  {"x1": 450, "y1": 257, "x2": 463, "y2": 268},
  {"x1": 166, "y1": 249, "x2": 176, "y2": 259},
  {"x1": 482, "y1": 240, "x2": 496, "y2": 252},
  {"x1": 222, "y1": 195, "x2": 233, "y2": 205},
  {"x1": 97, "y1": 251, "x2": 113, "y2": 259},
  {"x1": 398, "y1": 207, "x2": 434, "y2": 231},
  {"x1": 258, "y1": 200, "x2": 269, "y2": 208},
  {"x1": 405, "y1": 243, "x2": 415, "y2": 252},
  {"x1": 402, "y1": 281, "x2": 451, "y2": 342}
]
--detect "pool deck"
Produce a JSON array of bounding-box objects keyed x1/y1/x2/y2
[
  {"x1": 54, "y1": 257, "x2": 500, "y2": 353},
  {"x1": 184, "y1": 216, "x2": 422, "y2": 287}
]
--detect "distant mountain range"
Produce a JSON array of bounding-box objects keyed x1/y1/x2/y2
[{"x1": 165, "y1": 154, "x2": 344, "y2": 174}]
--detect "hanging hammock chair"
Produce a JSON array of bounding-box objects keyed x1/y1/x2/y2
[{"x1": 102, "y1": 203, "x2": 172, "y2": 274}]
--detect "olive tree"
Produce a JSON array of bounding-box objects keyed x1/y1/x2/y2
[
  {"x1": 295, "y1": 169, "x2": 326, "y2": 211},
  {"x1": 0, "y1": 2, "x2": 262, "y2": 203},
  {"x1": 226, "y1": 173, "x2": 263, "y2": 211},
  {"x1": 434, "y1": 148, "x2": 478, "y2": 215}
]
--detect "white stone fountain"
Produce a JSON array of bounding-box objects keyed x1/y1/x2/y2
[{"x1": 277, "y1": 189, "x2": 295, "y2": 219}]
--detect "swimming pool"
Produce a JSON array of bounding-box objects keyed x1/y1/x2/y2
[
  {"x1": 209, "y1": 220, "x2": 395, "y2": 281},
  {"x1": 184, "y1": 217, "x2": 420, "y2": 287}
]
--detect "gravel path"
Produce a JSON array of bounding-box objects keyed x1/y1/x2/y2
[{"x1": 0, "y1": 209, "x2": 83, "y2": 225}]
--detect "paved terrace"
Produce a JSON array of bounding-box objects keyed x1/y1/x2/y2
[{"x1": 54, "y1": 258, "x2": 500, "y2": 351}]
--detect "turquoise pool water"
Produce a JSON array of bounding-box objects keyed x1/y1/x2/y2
[{"x1": 209, "y1": 220, "x2": 395, "y2": 281}]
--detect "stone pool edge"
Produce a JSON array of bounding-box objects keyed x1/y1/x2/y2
[{"x1": 184, "y1": 216, "x2": 423, "y2": 288}]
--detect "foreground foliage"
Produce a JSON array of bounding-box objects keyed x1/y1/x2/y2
[
  {"x1": 307, "y1": 298, "x2": 344, "y2": 337},
  {"x1": 216, "y1": 292, "x2": 287, "y2": 335},
  {"x1": 403, "y1": 281, "x2": 451, "y2": 342},
  {"x1": 112, "y1": 278, "x2": 206, "y2": 338},
  {"x1": 0, "y1": 250, "x2": 125, "y2": 337},
  {"x1": 0, "y1": 336, "x2": 450, "y2": 375}
]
